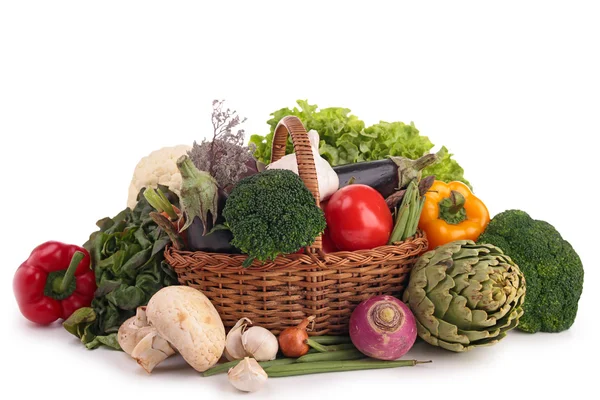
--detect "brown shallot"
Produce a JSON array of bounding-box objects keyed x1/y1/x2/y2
[{"x1": 277, "y1": 316, "x2": 315, "y2": 357}]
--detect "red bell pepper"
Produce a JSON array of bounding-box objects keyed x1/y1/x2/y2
[{"x1": 13, "y1": 241, "x2": 96, "y2": 325}]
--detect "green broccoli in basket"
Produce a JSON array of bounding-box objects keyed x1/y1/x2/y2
[
  {"x1": 223, "y1": 169, "x2": 326, "y2": 267},
  {"x1": 477, "y1": 210, "x2": 584, "y2": 333}
]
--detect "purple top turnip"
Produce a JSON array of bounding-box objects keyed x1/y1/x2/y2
[{"x1": 349, "y1": 295, "x2": 417, "y2": 360}]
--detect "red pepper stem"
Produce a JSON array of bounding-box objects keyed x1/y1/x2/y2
[{"x1": 59, "y1": 251, "x2": 85, "y2": 293}]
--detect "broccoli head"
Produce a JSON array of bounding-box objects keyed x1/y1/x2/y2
[
  {"x1": 477, "y1": 210, "x2": 584, "y2": 333},
  {"x1": 223, "y1": 169, "x2": 326, "y2": 265}
]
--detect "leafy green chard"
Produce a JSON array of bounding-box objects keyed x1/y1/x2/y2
[
  {"x1": 63, "y1": 185, "x2": 180, "y2": 350},
  {"x1": 249, "y1": 100, "x2": 470, "y2": 188}
]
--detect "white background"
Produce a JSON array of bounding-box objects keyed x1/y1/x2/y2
[{"x1": 1, "y1": 1, "x2": 598, "y2": 399}]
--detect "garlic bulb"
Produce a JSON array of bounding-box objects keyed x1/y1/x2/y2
[
  {"x1": 267, "y1": 129, "x2": 339, "y2": 201},
  {"x1": 242, "y1": 326, "x2": 279, "y2": 361},
  {"x1": 228, "y1": 357, "x2": 268, "y2": 393},
  {"x1": 224, "y1": 318, "x2": 251, "y2": 361}
]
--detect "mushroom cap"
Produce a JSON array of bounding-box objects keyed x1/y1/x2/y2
[{"x1": 145, "y1": 286, "x2": 225, "y2": 372}]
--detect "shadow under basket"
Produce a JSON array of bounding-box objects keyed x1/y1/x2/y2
[{"x1": 163, "y1": 115, "x2": 429, "y2": 335}]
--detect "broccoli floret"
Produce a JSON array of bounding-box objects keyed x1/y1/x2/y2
[
  {"x1": 477, "y1": 210, "x2": 584, "y2": 333},
  {"x1": 223, "y1": 169, "x2": 326, "y2": 265}
]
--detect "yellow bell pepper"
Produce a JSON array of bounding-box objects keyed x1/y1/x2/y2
[{"x1": 418, "y1": 181, "x2": 490, "y2": 250}]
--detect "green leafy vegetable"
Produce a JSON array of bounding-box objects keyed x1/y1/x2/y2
[
  {"x1": 249, "y1": 100, "x2": 470, "y2": 188},
  {"x1": 63, "y1": 185, "x2": 180, "y2": 350}
]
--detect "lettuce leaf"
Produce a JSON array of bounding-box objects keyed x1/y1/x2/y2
[
  {"x1": 250, "y1": 100, "x2": 471, "y2": 188},
  {"x1": 63, "y1": 185, "x2": 180, "y2": 350}
]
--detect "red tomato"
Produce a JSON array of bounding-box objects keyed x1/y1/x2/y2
[
  {"x1": 316, "y1": 200, "x2": 336, "y2": 253},
  {"x1": 325, "y1": 185, "x2": 393, "y2": 251},
  {"x1": 321, "y1": 229, "x2": 338, "y2": 253}
]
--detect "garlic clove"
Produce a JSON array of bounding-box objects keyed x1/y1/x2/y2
[
  {"x1": 225, "y1": 317, "x2": 252, "y2": 361},
  {"x1": 228, "y1": 357, "x2": 268, "y2": 393},
  {"x1": 266, "y1": 129, "x2": 338, "y2": 201},
  {"x1": 241, "y1": 326, "x2": 278, "y2": 362}
]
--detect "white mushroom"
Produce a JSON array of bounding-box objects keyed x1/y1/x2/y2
[
  {"x1": 131, "y1": 286, "x2": 226, "y2": 373},
  {"x1": 118, "y1": 307, "x2": 155, "y2": 355},
  {"x1": 130, "y1": 330, "x2": 176, "y2": 373}
]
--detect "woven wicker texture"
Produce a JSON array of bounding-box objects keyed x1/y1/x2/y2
[{"x1": 165, "y1": 115, "x2": 429, "y2": 335}]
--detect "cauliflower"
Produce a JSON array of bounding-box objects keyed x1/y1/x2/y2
[{"x1": 127, "y1": 145, "x2": 192, "y2": 209}]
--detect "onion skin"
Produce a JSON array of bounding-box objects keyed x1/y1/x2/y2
[
  {"x1": 349, "y1": 295, "x2": 417, "y2": 360},
  {"x1": 278, "y1": 316, "x2": 315, "y2": 357}
]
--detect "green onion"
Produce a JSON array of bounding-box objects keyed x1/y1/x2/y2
[{"x1": 264, "y1": 359, "x2": 432, "y2": 377}]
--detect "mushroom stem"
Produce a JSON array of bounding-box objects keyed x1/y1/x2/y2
[
  {"x1": 131, "y1": 330, "x2": 176, "y2": 374},
  {"x1": 118, "y1": 307, "x2": 155, "y2": 355}
]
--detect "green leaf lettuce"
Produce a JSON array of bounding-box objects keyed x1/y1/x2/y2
[{"x1": 249, "y1": 100, "x2": 470, "y2": 188}]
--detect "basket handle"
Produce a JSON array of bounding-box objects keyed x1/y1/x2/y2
[{"x1": 271, "y1": 116, "x2": 322, "y2": 251}]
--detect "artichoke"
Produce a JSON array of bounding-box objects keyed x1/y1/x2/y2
[{"x1": 403, "y1": 240, "x2": 526, "y2": 352}]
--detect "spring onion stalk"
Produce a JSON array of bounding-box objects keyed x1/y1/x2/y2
[{"x1": 264, "y1": 359, "x2": 432, "y2": 377}]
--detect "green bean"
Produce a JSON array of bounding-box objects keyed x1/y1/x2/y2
[
  {"x1": 306, "y1": 339, "x2": 355, "y2": 352},
  {"x1": 309, "y1": 336, "x2": 353, "y2": 345},
  {"x1": 202, "y1": 358, "x2": 295, "y2": 377},
  {"x1": 389, "y1": 203, "x2": 410, "y2": 243},
  {"x1": 408, "y1": 196, "x2": 426, "y2": 236},
  {"x1": 264, "y1": 359, "x2": 432, "y2": 377},
  {"x1": 305, "y1": 338, "x2": 330, "y2": 352},
  {"x1": 296, "y1": 349, "x2": 366, "y2": 363},
  {"x1": 322, "y1": 343, "x2": 356, "y2": 351}
]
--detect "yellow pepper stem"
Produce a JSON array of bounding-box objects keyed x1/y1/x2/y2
[{"x1": 438, "y1": 190, "x2": 467, "y2": 224}]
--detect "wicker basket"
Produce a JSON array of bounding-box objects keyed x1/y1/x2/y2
[{"x1": 165, "y1": 116, "x2": 428, "y2": 335}]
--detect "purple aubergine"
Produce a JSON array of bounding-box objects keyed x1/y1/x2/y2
[
  {"x1": 186, "y1": 189, "x2": 239, "y2": 253},
  {"x1": 333, "y1": 153, "x2": 437, "y2": 198},
  {"x1": 334, "y1": 159, "x2": 399, "y2": 198}
]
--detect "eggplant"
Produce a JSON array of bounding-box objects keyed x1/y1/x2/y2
[
  {"x1": 186, "y1": 189, "x2": 240, "y2": 254},
  {"x1": 334, "y1": 159, "x2": 399, "y2": 199},
  {"x1": 333, "y1": 153, "x2": 438, "y2": 199}
]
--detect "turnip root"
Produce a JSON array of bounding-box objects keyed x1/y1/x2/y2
[{"x1": 349, "y1": 295, "x2": 417, "y2": 360}]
